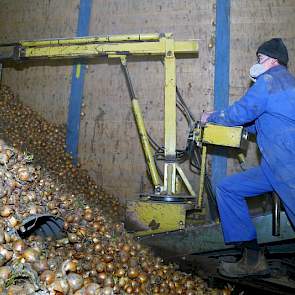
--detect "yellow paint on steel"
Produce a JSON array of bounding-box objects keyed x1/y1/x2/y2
[
  {"x1": 20, "y1": 33, "x2": 161, "y2": 47},
  {"x1": 132, "y1": 99, "x2": 161, "y2": 187},
  {"x1": 163, "y1": 37, "x2": 177, "y2": 194},
  {"x1": 197, "y1": 145, "x2": 207, "y2": 208},
  {"x1": 203, "y1": 124, "x2": 244, "y2": 148},
  {"x1": 75, "y1": 64, "x2": 81, "y2": 79},
  {"x1": 6, "y1": 33, "x2": 200, "y2": 207},
  {"x1": 22, "y1": 40, "x2": 198, "y2": 59},
  {"x1": 127, "y1": 200, "x2": 192, "y2": 236}
]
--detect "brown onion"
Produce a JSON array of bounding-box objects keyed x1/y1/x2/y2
[
  {"x1": 84, "y1": 283, "x2": 100, "y2": 295},
  {"x1": 0, "y1": 205, "x2": 12, "y2": 217},
  {"x1": 22, "y1": 247, "x2": 39, "y2": 263},
  {"x1": 40, "y1": 270, "x2": 56, "y2": 285},
  {"x1": 12, "y1": 239, "x2": 27, "y2": 252},
  {"x1": 62, "y1": 259, "x2": 77, "y2": 275},
  {"x1": 67, "y1": 272, "x2": 84, "y2": 292}
]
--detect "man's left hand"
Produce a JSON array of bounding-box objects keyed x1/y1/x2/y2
[{"x1": 200, "y1": 111, "x2": 214, "y2": 125}]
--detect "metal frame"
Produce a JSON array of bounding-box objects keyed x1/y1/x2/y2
[{"x1": 0, "y1": 33, "x2": 198, "y2": 200}]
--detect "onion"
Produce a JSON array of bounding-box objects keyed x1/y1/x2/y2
[
  {"x1": 0, "y1": 246, "x2": 13, "y2": 262},
  {"x1": 138, "y1": 272, "x2": 148, "y2": 284},
  {"x1": 115, "y1": 267, "x2": 125, "y2": 277},
  {"x1": 68, "y1": 233, "x2": 79, "y2": 243},
  {"x1": 125, "y1": 286, "x2": 133, "y2": 294},
  {"x1": 84, "y1": 212, "x2": 93, "y2": 222},
  {"x1": 40, "y1": 270, "x2": 56, "y2": 285},
  {"x1": 103, "y1": 254, "x2": 113, "y2": 263},
  {"x1": 97, "y1": 272, "x2": 107, "y2": 284},
  {"x1": 127, "y1": 267, "x2": 139, "y2": 279},
  {"x1": 13, "y1": 239, "x2": 27, "y2": 252},
  {"x1": 103, "y1": 275, "x2": 114, "y2": 287},
  {"x1": 94, "y1": 243, "x2": 103, "y2": 252},
  {"x1": 67, "y1": 272, "x2": 84, "y2": 292},
  {"x1": 17, "y1": 168, "x2": 30, "y2": 181},
  {"x1": 95, "y1": 262, "x2": 106, "y2": 273},
  {"x1": 0, "y1": 254, "x2": 6, "y2": 267},
  {"x1": 101, "y1": 287, "x2": 113, "y2": 295},
  {"x1": 50, "y1": 278, "x2": 69, "y2": 294},
  {"x1": 0, "y1": 265, "x2": 11, "y2": 280},
  {"x1": 83, "y1": 277, "x2": 93, "y2": 286},
  {"x1": 73, "y1": 288, "x2": 86, "y2": 295},
  {"x1": 84, "y1": 283, "x2": 100, "y2": 295},
  {"x1": 0, "y1": 230, "x2": 5, "y2": 244},
  {"x1": 22, "y1": 247, "x2": 39, "y2": 263},
  {"x1": 8, "y1": 215, "x2": 18, "y2": 228},
  {"x1": 23, "y1": 283, "x2": 36, "y2": 294},
  {"x1": 0, "y1": 205, "x2": 12, "y2": 217},
  {"x1": 7, "y1": 285, "x2": 24, "y2": 295},
  {"x1": 32, "y1": 258, "x2": 49, "y2": 274},
  {"x1": 4, "y1": 232, "x2": 11, "y2": 243},
  {"x1": 62, "y1": 259, "x2": 77, "y2": 275}
]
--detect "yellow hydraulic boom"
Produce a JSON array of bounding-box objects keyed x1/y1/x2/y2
[{"x1": 0, "y1": 32, "x2": 198, "y2": 199}]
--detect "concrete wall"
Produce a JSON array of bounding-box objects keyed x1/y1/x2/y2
[{"x1": 1, "y1": 0, "x2": 295, "y2": 200}]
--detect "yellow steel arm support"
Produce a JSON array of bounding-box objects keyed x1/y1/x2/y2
[
  {"x1": 132, "y1": 99, "x2": 162, "y2": 189},
  {"x1": 164, "y1": 38, "x2": 177, "y2": 195},
  {"x1": 0, "y1": 33, "x2": 199, "y2": 200},
  {"x1": 20, "y1": 40, "x2": 197, "y2": 59},
  {"x1": 20, "y1": 33, "x2": 161, "y2": 47}
]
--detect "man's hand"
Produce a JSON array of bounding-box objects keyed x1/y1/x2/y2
[{"x1": 200, "y1": 111, "x2": 214, "y2": 125}]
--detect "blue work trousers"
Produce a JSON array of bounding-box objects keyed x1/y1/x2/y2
[{"x1": 215, "y1": 166, "x2": 273, "y2": 244}]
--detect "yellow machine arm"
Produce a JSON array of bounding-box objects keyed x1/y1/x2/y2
[
  {"x1": 0, "y1": 32, "x2": 198, "y2": 199},
  {"x1": 0, "y1": 33, "x2": 250, "y2": 236}
]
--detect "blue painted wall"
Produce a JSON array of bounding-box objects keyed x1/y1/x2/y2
[
  {"x1": 66, "y1": 0, "x2": 93, "y2": 164},
  {"x1": 212, "y1": 0, "x2": 231, "y2": 187}
]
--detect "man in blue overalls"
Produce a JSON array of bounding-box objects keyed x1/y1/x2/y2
[{"x1": 203, "y1": 38, "x2": 295, "y2": 278}]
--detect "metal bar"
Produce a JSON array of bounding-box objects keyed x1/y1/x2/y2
[
  {"x1": 131, "y1": 99, "x2": 162, "y2": 189},
  {"x1": 272, "y1": 193, "x2": 281, "y2": 236},
  {"x1": 120, "y1": 58, "x2": 162, "y2": 189},
  {"x1": 175, "y1": 165, "x2": 196, "y2": 196},
  {"x1": 66, "y1": 0, "x2": 92, "y2": 163},
  {"x1": 198, "y1": 145, "x2": 207, "y2": 208},
  {"x1": 19, "y1": 33, "x2": 161, "y2": 47},
  {"x1": 164, "y1": 38, "x2": 177, "y2": 194},
  {"x1": 212, "y1": 0, "x2": 231, "y2": 187},
  {"x1": 20, "y1": 40, "x2": 197, "y2": 59},
  {"x1": 120, "y1": 59, "x2": 136, "y2": 101}
]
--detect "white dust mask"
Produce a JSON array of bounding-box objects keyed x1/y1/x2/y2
[{"x1": 249, "y1": 63, "x2": 267, "y2": 82}]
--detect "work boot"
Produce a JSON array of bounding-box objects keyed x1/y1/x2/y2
[{"x1": 219, "y1": 247, "x2": 270, "y2": 278}]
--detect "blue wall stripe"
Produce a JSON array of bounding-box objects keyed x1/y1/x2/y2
[
  {"x1": 212, "y1": 0, "x2": 231, "y2": 187},
  {"x1": 66, "y1": 0, "x2": 93, "y2": 164}
]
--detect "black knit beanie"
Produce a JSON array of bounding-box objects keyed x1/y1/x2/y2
[{"x1": 257, "y1": 38, "x2": 289, "y2": 66}]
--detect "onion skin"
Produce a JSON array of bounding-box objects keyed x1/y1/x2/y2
[
  {"x1": 32, "y1": 258, "x2": 49, "y2": 274},
  {"x1": 12, "y1": 239, "x2": 27, "y2": 252},
  {"x1": 0, "y1": 266, "x2": 11, "y2": 280},
  {"x1": 22, "y1": 247, "x2": 39, "y2": 263},
  {"x1": 40, "y1": 270, "x2": 56, "y2": 285},
  {"x1": 84, "y1": 283, "x2": 100, "y2": 295},
  {"x1": 0, "y1": 206, "x2": 12, "y2": 217},
  {"x1": 67, "y1": 272, "x2": 84, "y2": 292},
  {"x1": 62, "y1": 259, "x2": 77, "y2": 275}
]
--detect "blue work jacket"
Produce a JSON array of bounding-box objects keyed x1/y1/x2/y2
[{"x1": 208, "y1": 65, "x2": 295, "y2": 225}]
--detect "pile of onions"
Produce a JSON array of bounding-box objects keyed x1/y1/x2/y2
[{"x1": 0, "y1": 86, "x2": 227, "y2": 294}]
